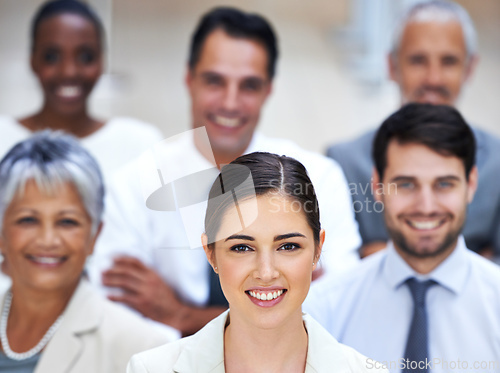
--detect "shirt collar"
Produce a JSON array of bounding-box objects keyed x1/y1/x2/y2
[
  {"x1": 383, "y1": 242, "x2": 416, "y2": 290},
  {"x1": 188, "y1": 129, "x2": 261, "y2": 166},
  {"x1": 428, "y1": 236, "x2": 470, "y2": 294},
  {"x1": 382, "y1": 236, "x2": 470, "y2": 295}
]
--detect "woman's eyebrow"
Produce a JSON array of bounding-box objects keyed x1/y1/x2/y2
[
  {"x1": 225, "y1": 234, "x2": 255, "y2": 242},
  {"x1": 274, "y1": 233, "x2": 306, "y2": 241}
]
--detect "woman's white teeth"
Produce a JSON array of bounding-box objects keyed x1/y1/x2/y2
[
  {"x1": 409, "y1": 220, "x2": 441, "y2": 230},
  {"x1": 57, "y1": 86, "x2": 82, "y2": 98},
  {"x1": 249, "y1": 289, "x2": 284, "y2": 300},
  {"x1": 31, "y1": 256, "x2": 62, "y2": 264},
  {"x1": 215, "y1": 116, "x2": 240, "y2": 128}
]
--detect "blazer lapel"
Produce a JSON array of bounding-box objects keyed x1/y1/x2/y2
[
  {"x1": 304, "y1": 313, "x2": 353, "y2": 373},
  {"x1": 34, "y1": 281, "x2": 103, "y2": 373},
  {"x1": 34, "y1": 327, "x2": 82, "y2": 373},
  {"x1": 172, "y1": 311, "x2": 227, "y2": 373}
]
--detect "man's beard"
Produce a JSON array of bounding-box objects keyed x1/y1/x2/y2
[
  {"x1": 388, "y1": 226, "x2": 459, "y2": 259},
  {"x1": 386, "y1": 212, "x2": 466, "y2": 259}
]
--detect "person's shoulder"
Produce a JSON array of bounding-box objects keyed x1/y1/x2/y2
[
  {"x1": 326, "y1": 130, "x2": 377, "y2": 180},
  {"x1": 327, "y1": 129, "x2": 377, "y2": 158},
  {"x1": 467, "y1": 249, "x2": 500, "y2": 286},
  {"x1": 127, "y1": 338, "x2": 188, "y2": 372},
  {"x1": 459, "y1": 249, "x2": 500, "y2": 313},
  {"x1": 103, "y1": 158, "x2": 143, "y2": 202},
  {"x1": 107, "y1": 138, "x2": 162, "y2": 194},
  {"x1": 471, "y1": 126, "x2": 500, "y2": 145},
  {"x1": 102, "y1": 117, "x2": 164, "y2": 150},
  {"x1": 471, "y1": 126, "x2": 500, "y2": 165},
  {"x1": 338, "y1": 343, "x2": 390, "y2": 373},
  {"x1": 106, "y1": 117, "x2": 163, "y2": 139},
  {"x1": 0, "y1": 116, "x2": 29, "y2": 158},
  {"x1": 127, "y1": 311, "x2": 227, "y2": 373},
  {"x1": 259, "y1": 134, "x2": 344, "y2": 176},
  {"x1": 99, "y1": 295, "x2": 171, "y2": 349},
  {"x1": 56, "y1": 281, "x2": 170, "y2": 369}
]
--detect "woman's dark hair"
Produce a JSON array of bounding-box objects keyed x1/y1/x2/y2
[
  {"x1": 373, "y1": 103, "x2": 476, "y2": 181},
  {"x1": 31, "y1": 0, "x2": 104, "y2": 50},
  {"x1": 204, "y1": 152, "x2": 320, "y2": 250},
  {"x1": 188, "y1": 7, "x2": 278, "y2": 79}
]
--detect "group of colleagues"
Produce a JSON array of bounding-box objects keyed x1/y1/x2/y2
[{"x1": 0, "y1": 0, "x2": 499, "y2": 372}]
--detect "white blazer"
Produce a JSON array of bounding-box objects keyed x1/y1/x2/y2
[
  {"x1": 127, "y1": 311, "x2": 388, "y2": 373},
  {"x1": 0, "y1": 280, "x2": 170, "y2": 373}
]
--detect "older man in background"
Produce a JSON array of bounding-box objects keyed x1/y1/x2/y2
[{"x1": 327, "y1": 0, "x2": 500, "y2": 259}]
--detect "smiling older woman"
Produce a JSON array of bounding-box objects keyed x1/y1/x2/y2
[
  {"x1": 127, "y1": 152, "x2": 387, "y2": 373},
  {"x1": 0, "y1": 131, "x2": 169, "y2": 372}
]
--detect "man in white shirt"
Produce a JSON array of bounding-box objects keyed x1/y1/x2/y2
[
  {"x1": 305, "y1": 103, "x2": 500, "y2": 373},
  {"x1": 90, "y1": 7, "x2": 361, "y2": 336}
]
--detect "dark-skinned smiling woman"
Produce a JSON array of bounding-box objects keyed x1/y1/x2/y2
[{"x1": 0, "y1": 0, "x2": 163, "y2": 183}]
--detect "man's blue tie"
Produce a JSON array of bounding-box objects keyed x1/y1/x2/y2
[{"x1": 403, "y1": 278, "x2": 436, "y2": 373}]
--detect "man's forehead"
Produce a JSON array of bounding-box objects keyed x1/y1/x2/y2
[
  {"x1": 385, "y1": 141, "x2": 466, "y2": 179},
  {"x1": 399, "y1": 20, "x2": 467, "y2": 54},
  {"x1": 193, "y1": 29, "x2": 269, "y2": 80},
  {"x1": 197, "y1": 67, "x2": 268, "y2": 83}
]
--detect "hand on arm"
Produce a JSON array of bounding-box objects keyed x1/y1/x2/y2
[{"x1": 102, "y1": 256, "x2": 226, "y2": 336}]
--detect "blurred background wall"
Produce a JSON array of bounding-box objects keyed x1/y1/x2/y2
[{"x1": 0, "y1": 0, "x2": 498, "y2": 153}]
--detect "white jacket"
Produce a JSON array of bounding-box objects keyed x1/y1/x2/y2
[
  {"x1": 127, "y1": 311, "x2": 388, "y2": 373},
  {"x1": 0, "y1": 280, "x2": 170, "y2": 373}
]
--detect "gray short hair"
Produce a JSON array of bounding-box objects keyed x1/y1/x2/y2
[
  {"x1": 391, "y1": 1, "x2": 477, "y2": 62},
  {"x1": 0, "y1": 130, "x2": 104, "y2": 234}
]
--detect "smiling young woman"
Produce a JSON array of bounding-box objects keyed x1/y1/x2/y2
[
  {"x1": 0, "y1": 0, "x2": 162, "y2": 184},
  {"x1": 127, "y1": 152, "x2": 387, "y2": 373}
]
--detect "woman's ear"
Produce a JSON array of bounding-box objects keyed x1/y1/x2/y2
[
  {"x1": 313, "y1": 229, "x2": 325, "y2": 271},
  {"x1": 88, "y1": 222, "x2": 103, "y2": 257},
  {"x1": 202, "y1": 233, "x2": 217, "y2": 273}
]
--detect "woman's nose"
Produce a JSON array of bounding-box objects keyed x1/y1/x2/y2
[
  {"x1": 37, "y1": 225, "x2": 62, "y2": 248},
  {"x1": 60, "y1": 57, "x2": 78, "y2": 79},
  {"x1": 253, "y1": 251, "x2": 279, "y2": 282}
]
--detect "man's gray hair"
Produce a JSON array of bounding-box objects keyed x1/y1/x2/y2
[
  {"x1": 391, "y1": 0, "x2": 477, "y2": 62},
  {"x1": 0, "y1": 130, "x2": 104, "y2": 234}
]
